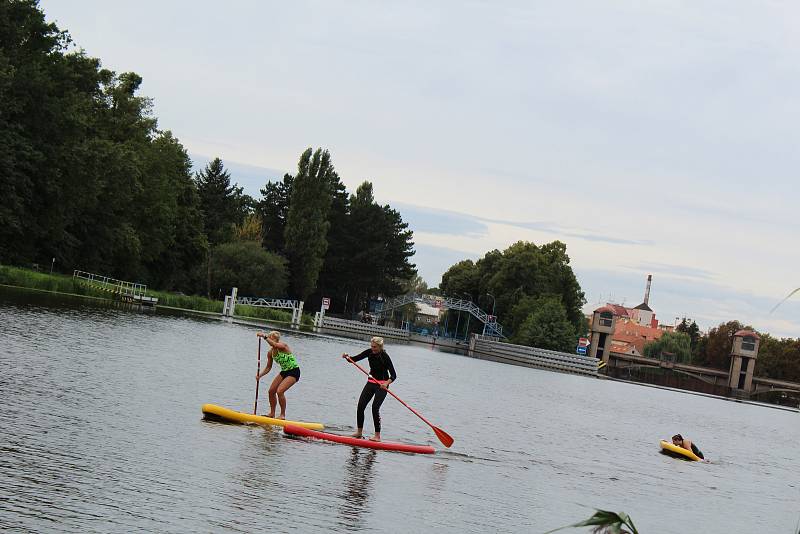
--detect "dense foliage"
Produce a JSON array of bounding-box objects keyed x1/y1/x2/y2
[
  {"x1": 438, "y1": 241, "x2": 586, "y2": 345},
  {"x1": 0, "y1": 0, "x2": 416, "y2": 306},
  {"x1": 643, "y1": 331, "x2": 692, "y2": 363},
  {"x1": 0, "y1": 0, "x2": 206, "y2": 287}
]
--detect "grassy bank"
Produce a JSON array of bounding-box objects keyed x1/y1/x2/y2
[{"x1": 0, "y1": 265, "x2": 312, "y2": 325}]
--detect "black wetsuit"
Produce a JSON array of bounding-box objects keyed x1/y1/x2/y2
[
  {"x1": 691, "y1": 443, "x2": 704, "y2": 459},
  {"x1": 351, "y1": 349, "x2": 397, "y2": 432}
]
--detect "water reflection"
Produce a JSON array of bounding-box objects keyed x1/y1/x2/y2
[{"x1": 338, "y1": 448, "x2": 377, "y2": 530}]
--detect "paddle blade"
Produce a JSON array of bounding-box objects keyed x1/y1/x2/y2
[{"x1": 433, "y1": 426, "x2": 454, "y2": 448}]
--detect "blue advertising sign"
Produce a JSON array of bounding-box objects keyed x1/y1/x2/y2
[{"x1": 576, "y1": 346, "x2": 588, "y2": 355}]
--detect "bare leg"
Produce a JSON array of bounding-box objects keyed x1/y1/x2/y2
[
  {"x1": 276, "y1": 376, "x2": 297, "y2": 419},
  {"x1": 266, "y1": 374, "x2": 283, "y2": 418}
]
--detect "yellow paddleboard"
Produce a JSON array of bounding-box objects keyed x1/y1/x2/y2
[
  {"x1": 202, "y1": 403, "x2": 324, "y2": 430},
  {"x1": 659, "y1": 440, "x2": 702, "y2": 461}
]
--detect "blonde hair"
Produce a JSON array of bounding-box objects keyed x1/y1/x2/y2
[
  {"x1": 268, "y1": 330, "x2": 281, "y2": 341},
  {"x1": 370, "y1": 336, "x2": 384, "y2": 348}
]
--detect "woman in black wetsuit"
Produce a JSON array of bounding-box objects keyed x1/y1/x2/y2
[{"x1": 342, "y1": 336, "x2": 397, "y2": 442}]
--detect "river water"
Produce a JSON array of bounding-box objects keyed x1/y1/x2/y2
[{"x1": 1, "y1": 288, "x2": 798, "y2": 533}]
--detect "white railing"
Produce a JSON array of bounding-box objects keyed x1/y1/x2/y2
[
  {"x1": 73, "y1": 270, "x2": 147, "y2": 297},
  {"x1": 237, "y1": 297, "x2": 301, "y2": 309},
  {"x1": 223, "y1": 288, "x2": 304, "y2": 327}
]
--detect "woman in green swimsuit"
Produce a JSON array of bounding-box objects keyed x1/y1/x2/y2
[{"x1": 256, "y1": 331, "x2": 300, "y2": 419}]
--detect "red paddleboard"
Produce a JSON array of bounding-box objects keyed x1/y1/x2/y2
[{"x1": 284, "y1": 424, "x2": 435, "y2": 454}]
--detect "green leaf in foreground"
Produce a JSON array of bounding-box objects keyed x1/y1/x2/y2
[{"x1": 544, "y1": 509, "x2": 639, "y2": 534}]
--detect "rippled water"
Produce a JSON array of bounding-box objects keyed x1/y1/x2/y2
[{"x1": 1, "y1": 288, "x2": 798, "y2": 533}]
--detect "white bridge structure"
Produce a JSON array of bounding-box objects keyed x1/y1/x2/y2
[
  {"x1": 375, "y1": 293, "x2": 505, "y2": 338},
  {"x1": 223, "y1": 287, "x2": 304, "y2": 328}
]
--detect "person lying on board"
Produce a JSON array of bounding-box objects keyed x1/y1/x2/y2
[
  {"x1": 672, "y1": 434, "x2": 705, "y2": 460},
  {"x1": 256, "y1": 331, "x2": 300, "y2": 419},
  {"x1": 342, "y1": 336, "x2": 397, "y2": 442}
]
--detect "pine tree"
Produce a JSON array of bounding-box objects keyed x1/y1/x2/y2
[{"x1": 195, "y1": 157, "x2": 248, "y2": 245}]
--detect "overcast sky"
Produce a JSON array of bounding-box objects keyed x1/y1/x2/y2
[{"x1": 41, "y1": 1, "x2": 800, "y2": 336}]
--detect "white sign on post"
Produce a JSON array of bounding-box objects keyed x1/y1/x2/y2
[{"x1": 322, "y1": 297, "x2": 331, "y2": 310}]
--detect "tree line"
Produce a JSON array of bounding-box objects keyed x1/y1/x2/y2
[
  {"x1": 645, "y1": 320, "x2": 800, "y2": 383},
  {"x1": 0, "y1": 0, "x2": 416, "y2": 311}
]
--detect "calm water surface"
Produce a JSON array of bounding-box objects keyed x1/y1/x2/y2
[{"x1": 1, "y1": 288, "x2": 798, "y2": 533}]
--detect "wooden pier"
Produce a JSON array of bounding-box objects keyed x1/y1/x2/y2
[{"x1": 72, "y1": 270, "x2": 158, "y2": 307}]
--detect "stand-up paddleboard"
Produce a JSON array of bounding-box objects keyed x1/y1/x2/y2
[
  {"x1": 202, "y1": 404, "x2": 324, "y2": 430},
  {"x1": 659, "y1": 440, "x2": 702, "y2": 461},
  {"x1": 284, "y1": 424, "x2": 435, "y2": 454}
]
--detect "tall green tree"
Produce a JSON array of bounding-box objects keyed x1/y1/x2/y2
[
  {"x1": 314, "y1": 166, "x2": 351, "y2": 309},
  {"x1": 340, "y1": 181, "x2": 416, "y2": 312},
  {"x1": 140, "y1": 131, "x2": 207, "y2": 290},
  {"x1": 283, "y1": 148, "x2": 335, "y2": 299},
  {"x1": 258, "y1": 173, "x2": 293, "y2": 252},
  {"x1": 694, "y1": 320, "x2": 746, "y2": 369},
  {"x1": 676, "y1": 318, "x2": 701, "y2": 353},
  {"x1": 195, "y1": 157, "x2": 249, "y2": 245}
]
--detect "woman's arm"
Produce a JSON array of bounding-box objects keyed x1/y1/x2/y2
[
  {"x1": 382, "y1": 352, "x2": 397, "y2": 387},
  {"x1": 262, "y1": 335, "x2": 289, "y2": 353},
  {"x1": 346, "y1": 349, "x2": 372, "y2": 362},
  {"x1": 257, "y1": 352, "x2": 273, "y2": 379}
]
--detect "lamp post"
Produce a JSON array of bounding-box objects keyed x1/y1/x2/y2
[
  {"x1": 462, "y1": 293, "x2": 472, "y2": 340},
  {"x1": 483, "y1": 293, "x2": 496, "y2": 337}
]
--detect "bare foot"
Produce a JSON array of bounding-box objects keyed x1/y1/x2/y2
[
  {"x1": 351, "y1": 433, "x2": 364, "y2": 439},
  {"x1": 277, "y1": 414, "x2": 286, "y2": 420},
  {"x1": 369, "y1": 434, "x2": 381, "y2": 442},
  {"x1": 265, "y1": 412, "x2": 276, "y2": 418}
]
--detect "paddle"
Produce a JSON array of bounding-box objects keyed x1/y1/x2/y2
[
  {"x1": 253, "y1": 336, "x2": 261, "y2": 415},
  {"x1": 345, "y1": 356, "x2": 454, "y2": 448}
]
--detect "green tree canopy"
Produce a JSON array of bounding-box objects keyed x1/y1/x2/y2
[
  {"x1": 511, "y1": 295, "x2": 576, "y2": 352},
  {"x1": 755, "y1": 335, "x2": 800, "y2": 383},
  {"x1": 209, "y1": 241, "x2": 288, "y2": 298},
  {"x1": 643, "y1": 331, "x2": 692, "y2": 363},
  {"x1": 258, "y1": 173, "x2": 293, "y2": 252},
  {"x1": 676, "y1": 318, "x2": 701, "y2": 353},
  {"x1": 693, "y1": 320, "x2": 747, "y2": 369},
  {"x1": 438, "y1": 240, "x2": 585, "y2": 341}
]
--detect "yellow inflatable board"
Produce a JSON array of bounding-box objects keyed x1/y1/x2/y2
[
  {"x1": 202, "y1": 403, "x2": 324, "y2": 430},
  {"x1": 659, "y1": 440, "x2": 702, "y2": 461}
]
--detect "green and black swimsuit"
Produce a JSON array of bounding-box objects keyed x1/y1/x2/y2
[{"x1": 274, "y1": 350, "x2": 300, "y2": 382}]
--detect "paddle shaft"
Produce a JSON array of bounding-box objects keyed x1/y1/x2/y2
[
  {"x1": 254, "y1": 337, "x2": 261, "y2": 414},
  {"x1": 345, "y1": 356, "x2": 449, "y2": 440}
]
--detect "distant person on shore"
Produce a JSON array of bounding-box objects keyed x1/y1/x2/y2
[
  {"x1": 672, "y1": 434, "x2": 705, "y2": 460},
  {"x1": 342, "y1": 336, "x2": 397, "y2": 442},
  {"x1": 256, "y1": 331, "x2": 300, "y2": 419}
]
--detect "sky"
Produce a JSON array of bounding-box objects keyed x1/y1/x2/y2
[{"x1": 40, "y1": 1, "x2": 800, "y2": 337}]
